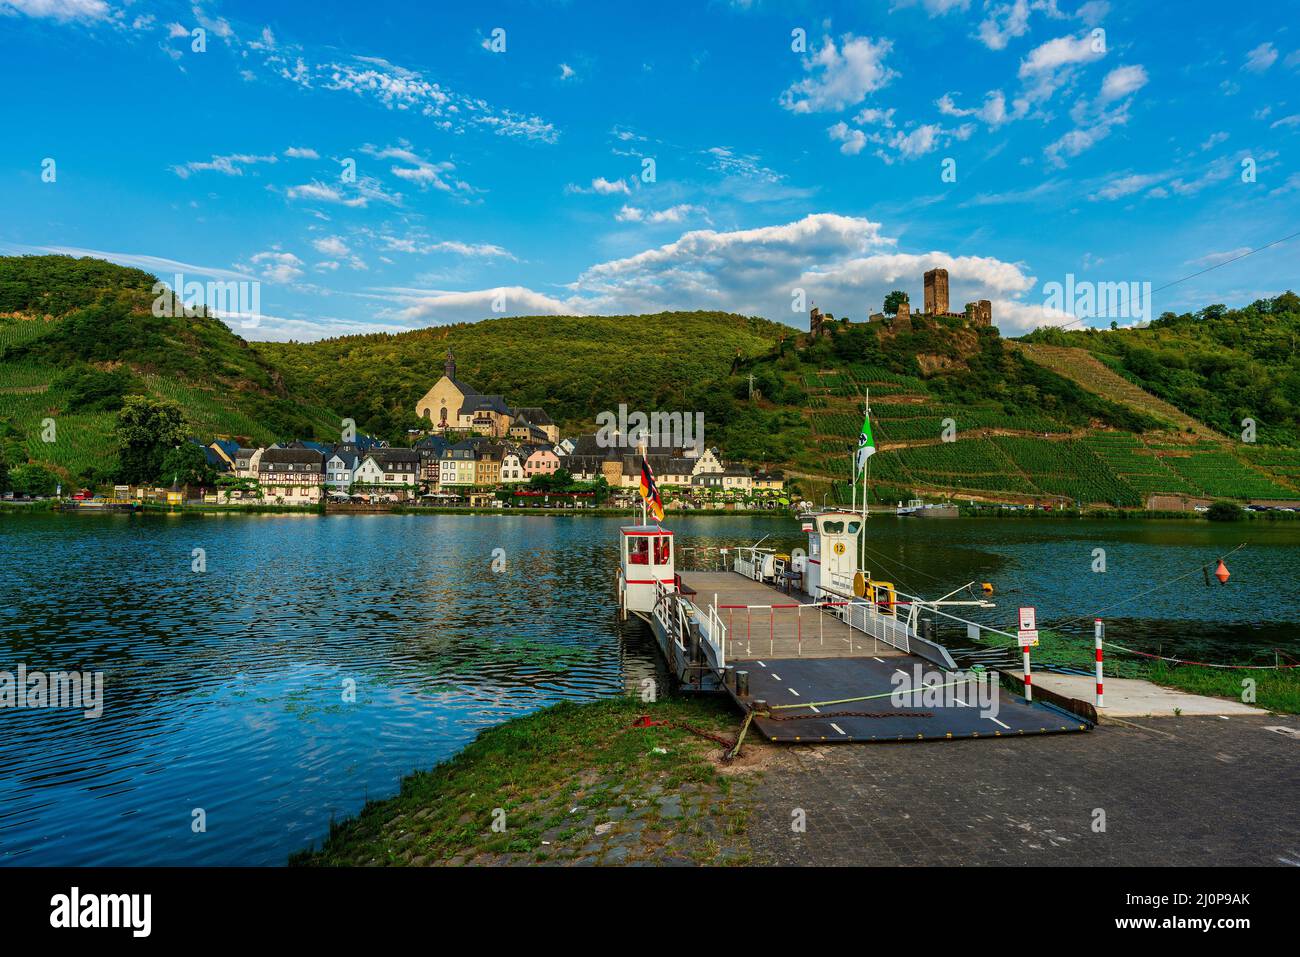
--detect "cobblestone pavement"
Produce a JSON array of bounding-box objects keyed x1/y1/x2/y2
[{"x1": 745, "y1": 715, "x2": 1300, "y2": 866}]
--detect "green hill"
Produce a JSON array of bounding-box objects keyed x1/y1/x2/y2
[
  {"x1": 0, "y1": 255, "x2": 340, "y2": 484},
  {"x1": 721, "y1": 302, "x2": 1300, "y2": 506},
  {"x1": 2, "y1": 253, "x2": 1297, "y2": 507},
  {"x1": 251, "y1": 311, "x2": 790, "y2": 441}
]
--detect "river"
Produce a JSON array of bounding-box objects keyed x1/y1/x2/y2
[{"x1": 1, "y1": 510, "x2": 1295, "y2": 864}]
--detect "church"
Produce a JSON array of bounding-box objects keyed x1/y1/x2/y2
[{"x1": 414, "y1": 350, "x2": 558, "y2": 443}]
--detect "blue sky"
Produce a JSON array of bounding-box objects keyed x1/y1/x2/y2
[{"x1": 1, "y1": 0, "x2": 1298, "y2": 340}]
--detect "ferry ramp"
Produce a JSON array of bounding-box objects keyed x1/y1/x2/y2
[{"x1": 677, "y1": 570, "x2": 1091, "y2": 745}]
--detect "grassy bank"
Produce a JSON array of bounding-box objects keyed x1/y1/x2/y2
[
  {"x1": 292, "y1": 696, "x2": 759, "y2": 867},
  {"x1": 978, "y1": 627, "x2": 1300, "y2": 713}
]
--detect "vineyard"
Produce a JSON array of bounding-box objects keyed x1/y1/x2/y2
[{"x1": 799, "y1": 356, "x2": 1299, "y2": 506}]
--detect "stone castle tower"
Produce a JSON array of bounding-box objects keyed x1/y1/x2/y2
[{"x1": 923, "y1": 268, "x2": 949, "y2": 315}]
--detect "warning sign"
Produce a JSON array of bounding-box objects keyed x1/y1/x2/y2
[{"x1": 1017, "y1": 606, "x2": 1039, "y2": 646}]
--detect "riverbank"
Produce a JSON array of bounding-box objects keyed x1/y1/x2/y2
[
  {"x1": 292, "y1": 696, "x2": 759, "y2": 867},
  {"x1": 980, "y1": 627, "x2": 1300, "y2": 713},
  {"x1": 294, "y1": 692, "x2": 1300, "y2": 867}
]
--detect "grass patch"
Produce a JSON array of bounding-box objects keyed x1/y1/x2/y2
[{"x1": 291, "y1": 695, "x2": 755, "y2": 867}]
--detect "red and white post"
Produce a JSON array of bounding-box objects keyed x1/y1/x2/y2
[
  {"x1": 1022, "y1": 645, "x2": 1032, "y2": 701},
  {"x1": 1094, "y1": 618, "x2": 1105, "y2": 708}
]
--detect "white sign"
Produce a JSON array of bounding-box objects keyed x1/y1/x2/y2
[{"x1": 1017, "y1": 606, "x2": 1039, "y2": 646}]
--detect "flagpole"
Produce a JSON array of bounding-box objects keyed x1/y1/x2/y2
[{"x1": 861, "y1": 390, "x2": 869, "y2": 572}]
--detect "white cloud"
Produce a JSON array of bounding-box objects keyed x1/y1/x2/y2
[
  {"x1": 1244, "y1": 42, "x2": 1278, "y2": 73},
  {"x1": 828, "y1": 121, "x2": 868, "y2": 155},
  {"x1": 853, "y1": 106, "x2": 897, "y2": 127},
  {"x1": 378, "y1": 234, "x2": 515, "y2": 259},
  {"x1": 247, "y1": 250, "x2": 304, "y2": 283},
  {"x1": 1094, "y1": 172, "x2": 1164, "y2": 200},
  {"x1": 876, "y1": 122, "x2": 973, "y2": 164},
  {"x1": 1098, "y1": 64, "x2": 1148, "y2": 102},
  {"x1": 559, "y1": 63, "x2": 575, "y2": 80},
  {"x1": 937, "y1": 89, "x2": 1011, "y2": 126},
  {"x1": 171, "y1": 153, "x2": 278, "y2": 179},
  {"x1": 285, "y1": 181, "x2": 368, "y2": 207},
  {"x1": 1044, "y1": 63, "x2": 1144, "y2": 167},
  {"x1": 568, "y1": 213, "x2": 1045, "y2": 334},
  {"x1": 567, "y1": 176, "x2": 631, "y2": 195},
  {"x1": 383, "y1": 287, "x2": 576, "y2": 325},
  {"x1": 284, "y1": 146, "x2": 319, "y2": 159},
  {"x1": 361, "y1": 143, "x2": 475, "y2": 194},
  {"x1": 780, "y1": 34, "x2": 897, "y2": 113},
  {"x1": 312, "y1": 236, "x2": 350, "y2": 257},
  {"x1": 1271, "y1": 114, "x2": 1300, "y2": 129},
  {"x1": 0, "y1": 0, "x2": 109, "y2": 21},
  {"x1": 1188, "y1": 248, "x2": 1250, "y2": 268},
  {"x1": 977, "y1": 0, "x2": 1032, "y2": 51}
]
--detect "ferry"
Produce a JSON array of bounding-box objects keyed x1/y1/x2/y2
[
  {"x1": 896, "y1": 498, "x2": 959, "y2": 518},
  {"x1": 616, "y1": 508, "x2": 1091, "y2": 745}
]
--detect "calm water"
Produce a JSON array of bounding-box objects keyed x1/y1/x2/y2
[{"x1": 1, "y1": 511, "x2": 1297, "y2": 865}]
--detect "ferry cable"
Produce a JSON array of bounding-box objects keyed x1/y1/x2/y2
[
  {"x1": 1048, "y1": 228, "x2": 1300, "y2": 333},
  {"x1": 1057, "y1": 541, "x2": 1248, "y2": 627},
  {"x1": 1052, "y1": 542, "x2": 1300, "y2": 669}
]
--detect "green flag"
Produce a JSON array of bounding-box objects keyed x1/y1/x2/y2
[{"x1": 855, "y1": 408, "x2": 875, "y2": 473}]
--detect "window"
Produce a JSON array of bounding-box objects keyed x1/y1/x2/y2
[
  {"x1": 628, "y1": 537, "x2": 650, "y2": 565},
  {"x1": 822, "y1": 520, "x2": 844, "y2": 533},
  {"x1": 846, "y1": 520, "x2": 862, "y2": 534},
  {"x1": 653, "y1": 537, "x2": 671, "y2": 566}
]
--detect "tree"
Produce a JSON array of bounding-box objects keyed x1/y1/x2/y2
[
  {"x1": 1206, "y1": 501, "x2": 1243, "y2": 522},
  {"x1": 158, "y1": 443, "x2": 217, "y2": 488},
  {"x1": 9, "y1": 463, "x2": 58, "y2": 497},
  {"x1": 0, "y1": 446, "x2": 9, "y2": 493},
  {"x1": 883, "y1": 290, "x2": 909, "y2": 316},
  {"x1": 114, "y1": 395, "x2": 190, "y2": 484}
]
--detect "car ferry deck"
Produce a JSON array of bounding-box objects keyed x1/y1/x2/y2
[{"x1": 617, "y1": 513, "x2": 1091, "y2": 745}]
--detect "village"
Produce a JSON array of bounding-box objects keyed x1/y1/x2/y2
[{"x1": 128, "y1": 349, "x2": 785, "y2": 511}]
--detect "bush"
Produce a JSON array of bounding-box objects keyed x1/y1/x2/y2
[{"x1": 1206, "y1": 501, "x2": 1243, "y2": 521}]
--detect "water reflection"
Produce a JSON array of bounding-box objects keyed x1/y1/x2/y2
[{"x1": 0, "y1": 511, "x2": 1295, "y2": 864}]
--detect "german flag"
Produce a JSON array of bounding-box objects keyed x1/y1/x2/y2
[{"x1": 639, "y1": 456, "x2": 665, "y2": 522}]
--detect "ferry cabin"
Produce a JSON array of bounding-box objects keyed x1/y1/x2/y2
[{"x1": 618, "y1": 525, "x2": 675, "y2": 616}]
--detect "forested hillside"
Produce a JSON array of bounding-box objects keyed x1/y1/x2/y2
[{"x1": 252, "y1": 311, "x2": 789, "y2": 441}]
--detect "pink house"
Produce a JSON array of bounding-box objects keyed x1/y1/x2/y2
[{"x1": 524, "y1": 448, "x2": 560, "y2": 477}]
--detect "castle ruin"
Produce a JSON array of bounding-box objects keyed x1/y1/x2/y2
[{"x1": 808, "y1": 266, "x2": 992, "y2": 336}]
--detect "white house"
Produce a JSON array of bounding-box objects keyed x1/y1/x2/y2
[
  {"x1": 325, "y1": 448, "x2": 359, "y2": 492},
  {"x1": 354, "y1": 449, "x2": 420, "y2": 497},
  {"x1": 500, "y1": 449, "x2": 527, "y2": 483}
]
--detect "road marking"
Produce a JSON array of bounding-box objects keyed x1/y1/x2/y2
[
  {"x1": 873, "y1": 657, "x2": 884, "y2": 663},
  {"x1": 772, "y1": 673, "x2": 781, "y2": 681},
  {"x1": 989, "y1": 716, "x2": 1010, "y2": 729},
  {"x1": 809, "y1": 705, "x2": 820, "y2": 713},
  {"x1": 757, "y1": 661, "x2": 766, "y2": 667},
  {"x1": 788, "y1": 688, "x2": 800, "y2": 696},
  {"x1": 830, "y1": 723, "x2": 847, "y2": 736}
]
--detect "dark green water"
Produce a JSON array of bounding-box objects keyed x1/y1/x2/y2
[{"x1": 0, "y1": 511, "x2": 1295, "y2": 865}]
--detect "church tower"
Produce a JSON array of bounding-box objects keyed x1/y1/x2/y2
[{"x1": 445, "y1": 349, "x2": 456, "y2": 380}]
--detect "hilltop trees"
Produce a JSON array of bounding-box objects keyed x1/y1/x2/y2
[{"x1": 883, "y1": 290, "x2": 908, "y2": 316}]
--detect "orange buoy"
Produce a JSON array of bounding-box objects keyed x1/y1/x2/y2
[{"x1": 1214, "y1": 559, "x2": 1230, "y2": 585}]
